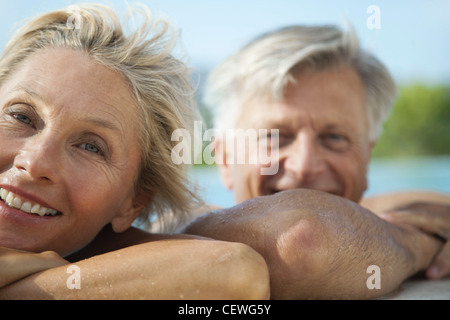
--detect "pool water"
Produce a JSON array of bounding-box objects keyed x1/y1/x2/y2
[{"x1": 191, "y1": 156, "x2": 450, "y2": 207}]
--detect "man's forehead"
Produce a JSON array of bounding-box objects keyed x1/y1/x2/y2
[
  {"x1": 237, "y1": 67, "x2": 367, "y2": 130},
  {"x1": 239, "y1": 97, "x2": 363, "y2": 130}
]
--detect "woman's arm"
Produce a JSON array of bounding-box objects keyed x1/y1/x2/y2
[
  {"x1": 0, "y1": 234, "x2": 270, "y2": 300},
  {"x1": 0, "y1": 247, "x2": 68, "y2": 288},
  {"x1": 184, "y1": 189, "x2": 443, "y2": 299}
]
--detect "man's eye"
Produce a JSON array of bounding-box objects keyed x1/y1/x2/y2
[
  {"x1": 259, "y1": 131, "x2": 293, "y2": 148},
  {"x1": 13, "y1": 114, "x2": 33, "y2": 126},
  {"x1": 323, "y1": 133, "x2": 350, "y2": 151},
  {"x1": 327, "y1": 134, "x2": 345, "y2": 141}
]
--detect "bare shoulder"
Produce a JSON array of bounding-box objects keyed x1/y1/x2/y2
[{"x1": 67, "y1": 225, "x2": 207, "y2": 262}]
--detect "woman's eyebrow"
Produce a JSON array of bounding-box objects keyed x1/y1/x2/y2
[
  {"x1": 14, "y1": 86, "x2": 37, "y2": 96},
  {"x1": 82, "y1": 117, "x2": 121, "y2": 133},
  {"x1": 9, "y1": 86, "x2": 49, "y2": 105},
  {"x1": 10, "y1": 86, "x2": 122, "y2": 133}
]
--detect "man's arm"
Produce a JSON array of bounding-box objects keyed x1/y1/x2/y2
[
  {"x1": 184, "y1": 189, "x2": 443, "y2": 299},
  {"x1": 361, "y1": 191, "x2": 450, "y2": 279},
  {"x1": 360, "y1": 190, "x2": 450, "y2": 214},
  {"x1": 0, "y1": 233, "x2": 270, "y2": 300}
]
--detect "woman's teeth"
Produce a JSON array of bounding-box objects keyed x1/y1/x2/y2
[{"x1": 0, "y1": 188, "x2": 59, "y2": 216}]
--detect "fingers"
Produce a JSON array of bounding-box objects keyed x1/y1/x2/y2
[
  {"x1": 0, "y1": 248, "x2": 68, "y2": 288},
  {"x1": 39, "y1": 250, "x2": 69, "y2": 269},
  {"x1": 426, "y1": 241, "x2": 450, "y2": 279},
  {"x1": 380, "y1": 203, "x2": 450, "y2": 279},
  {"x1": 382, "y1": 209, "x2": 450, "y2": 239}
]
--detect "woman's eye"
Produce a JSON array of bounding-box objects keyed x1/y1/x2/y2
[
  {"x1": 77, "y1": 134, "x2": 109, "y2": 159},
  {"x1": 13, "y1": 114, "x2": 33, "y2": 126},
  {"x1": 82, "y1": 143, "x2": 101, "y2": 154}
]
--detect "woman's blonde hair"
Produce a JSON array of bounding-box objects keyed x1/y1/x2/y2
[{"x1": 0, "y1": 3, "x2": 200, "y2": 231}]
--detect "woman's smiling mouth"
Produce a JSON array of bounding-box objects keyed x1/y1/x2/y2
[{"x1": 0, "y1": 188, "x2": 60, "y2": 217}]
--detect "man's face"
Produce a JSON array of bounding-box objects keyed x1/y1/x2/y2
[{"x1": 217, "y1": 66, "x2": 374, "y2": 204}]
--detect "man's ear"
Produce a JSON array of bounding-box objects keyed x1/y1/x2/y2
[
  {"x1": 367, "y1": 140, "x2": 377, "y2": 160},
  {"x1": 214, "y1": 136, "x2": 234, "y2": 190},
  {"x1": 110, "y1": 191, "x2": 153, "y2": 233}
]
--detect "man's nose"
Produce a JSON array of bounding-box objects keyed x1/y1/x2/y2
[
  {"x1": 284, "y1": 134, "x2": 326, "y2": 182},
  {"x1": 14, "y1": 133, "x2": 61, "y2": 184}
]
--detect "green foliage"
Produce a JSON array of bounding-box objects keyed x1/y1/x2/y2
[{"x1": 372, "y1": 84, "x2": 450, "y2": 157}]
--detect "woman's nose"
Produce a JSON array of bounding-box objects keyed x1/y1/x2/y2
[{"x1": 13, "y1": 133, "x2": 61, "y2": 184}]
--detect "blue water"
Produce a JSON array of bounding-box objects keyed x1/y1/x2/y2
[{"x1": 190, "y1": 156, "x2": 450, "y2": 207}]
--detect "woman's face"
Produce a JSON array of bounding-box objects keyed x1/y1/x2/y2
[{"x1": 0, "y1": 48, "x2": 146, "y2": 256}]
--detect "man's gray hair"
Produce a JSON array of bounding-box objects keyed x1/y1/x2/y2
[{"x1": 203, "y1": 25, "x2": 396, "y2": 142}]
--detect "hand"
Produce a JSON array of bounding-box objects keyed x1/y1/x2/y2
[
  {"x1": 0, "y1": 247, "x2": 68, "y2": 288},
  {"x1": 381, "y1": 202, "x2": 450, "y2": 279}
]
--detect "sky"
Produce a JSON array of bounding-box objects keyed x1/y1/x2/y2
[{"x1": 0, "y1": 0, "x2": 449, "y2": 85}]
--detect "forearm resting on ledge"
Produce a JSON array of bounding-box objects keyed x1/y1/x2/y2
[
  {"x1": 185, "y1": 189, "x2": 443, "y2": 299},
  {"x1": 0, "y1": 236, "x2": 270, "y2": 300}
]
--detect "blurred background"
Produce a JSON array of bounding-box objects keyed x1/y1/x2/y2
[{"x1": 1, "y1": 0, "x2": 449, "y2": 207}]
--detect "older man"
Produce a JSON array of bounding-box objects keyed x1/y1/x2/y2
[{"x1": 184, "y1": 25, "x2": 450, "y2": 298}]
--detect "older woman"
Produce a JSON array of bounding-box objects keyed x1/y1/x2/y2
[{"x1": 0, "y1": 4, "x2": 269, "y2": 299}]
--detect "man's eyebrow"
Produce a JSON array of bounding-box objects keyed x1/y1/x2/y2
[{"x1": 254, "y1": 117, "x2": 292, "y2": 129}]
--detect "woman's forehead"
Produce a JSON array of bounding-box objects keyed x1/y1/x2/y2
[{"x1": 2, "y1": 48, "x2": 139, "y2": 127}]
